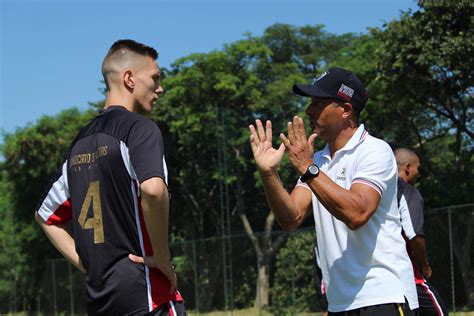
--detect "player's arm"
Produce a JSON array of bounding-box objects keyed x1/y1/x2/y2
[
  {"x1": 126, "y1": 119, "x2": 176, "y2": 293},
  {"x1": 35, "y1": 162, "x2": 85, "y2": 273},
  {"x1": 408, "y1": 235, "x2": 432, "y2": 279},
  {"x1": 139, "y1": 177, "x2": 177, "y2": 293},
  {"x1": 405, "y1": 190, "x2": 432, "y2": 278},
  {"x1": 35, "y1": 213, "x2": 85, "y2": 273}
]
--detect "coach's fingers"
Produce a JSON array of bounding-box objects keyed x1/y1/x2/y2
[
  {"x1": 249, "y1": 124, "x2": 260, "y2": 147},
  {"x1": 287, "y1": 121, "x2": 295, "y2": 143},
  {"x1": 256, "y1": 119, "x2": 266, "y2": 143},
  {"x1": 280, "y1": 133, "x2": 291, "y2": 148},
  {"x1": 308, "y1": 133, "x2": 318, "y2": 149},
  {"x1": 294, "y1": 116, "x2": 306, "y2": 140},
  {"x1": 265, "y1": 120, "x2": 273, "y2": 143}
]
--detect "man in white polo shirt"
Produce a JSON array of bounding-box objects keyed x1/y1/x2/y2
[{"x1": 248, "y1": 67, "x2": 418, "y2": 315}]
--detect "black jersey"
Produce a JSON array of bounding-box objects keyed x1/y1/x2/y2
[
  {"x1": 397, "y1": 177, "x2": 426, "y2": 284},
  {"x1": 37, "y1": 106, "x2": 183, "y2": 315}
]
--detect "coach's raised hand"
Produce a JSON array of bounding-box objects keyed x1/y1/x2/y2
[
  {"x1": 249, "y1": 119, "x2": 285, "y2": 173},
  {"x1": 280, "y1": 116, "x2": 317, "y2": 176}
]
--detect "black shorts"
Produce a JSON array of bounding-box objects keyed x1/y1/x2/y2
[
  {"x1": 147, "y1": 301, "x2": 187, "y2": 316},
  {"x1": 417, "y1": 282, "x2": 449, "y2": 316},
  {"x1": 314, "y1": 265, "x2": 328, "y2": 312},
  {"x1": 328, "y1": 301, "x2": 417, "y2": 316}
]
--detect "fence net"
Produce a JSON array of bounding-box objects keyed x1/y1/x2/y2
[{"x1": 4, "y1": 204, "x2": 473, "y2": 315}]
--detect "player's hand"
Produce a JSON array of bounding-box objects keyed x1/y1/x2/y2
[
  {"x1": 280, "y1": 116, "x2": 317, "y2": 175},
  {"x1": 249, "y1": 119, "x2": 285, "y2": 173},
  {"x1": 128, "y1": 254, "x2": 177, "y2": 294},
  {"x1": 422, "y1": 265, "x2": 432, "y2": 280}
]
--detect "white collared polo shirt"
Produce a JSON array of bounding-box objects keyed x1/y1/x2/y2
[{"x1": 297, "y1": 124, "x2": 418, "y2": 312}]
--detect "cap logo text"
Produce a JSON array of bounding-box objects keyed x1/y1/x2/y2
[{"x1": 337, "y1": 84, "x2": 354, "y2": 101}]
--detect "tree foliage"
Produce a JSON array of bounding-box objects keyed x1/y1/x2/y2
[
  {"x1": 0, "y1": 108, "x2": 96, "y2": 310},
  {"x1": 271, "y1": 230, "x2": 317, "y2": 315},
  {"x1": 1, "y1": 4, "x2": 473, "y2": 311}
]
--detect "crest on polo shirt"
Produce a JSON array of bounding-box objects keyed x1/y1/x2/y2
[
  {"x1": 336, "y1": 167, "x2": 346, "y2": 181},
  {"x1": 337, "y1": 84, "x2": 354, "y2": 101}
]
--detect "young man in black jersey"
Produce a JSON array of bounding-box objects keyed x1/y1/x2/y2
[{"x1": 35, "y1": 39, "x2": 186, "y2": 315}]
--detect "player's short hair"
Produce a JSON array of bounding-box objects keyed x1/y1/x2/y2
[
  {"x1": 102, "y1": 39, "x2": 158, "y2": 90},
  {"x1": 394, "y1": 148, "x2": 419, "y2": 169}
]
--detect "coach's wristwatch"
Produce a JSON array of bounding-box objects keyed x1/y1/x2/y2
[{"x1": 300, "y1": 164, "x2": 320, "y2": 182}]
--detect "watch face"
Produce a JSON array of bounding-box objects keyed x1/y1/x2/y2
[{"x1": 309, "y1": 164, "x2": 319, "y2": 175}]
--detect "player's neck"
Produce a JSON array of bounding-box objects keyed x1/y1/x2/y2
[{"x1": 104, "y1": 91, "x2": 134, "y2": 112}]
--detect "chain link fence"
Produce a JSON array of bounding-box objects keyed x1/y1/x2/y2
[{"x1": 5, "y1": 204, "x2": 473, "y2": 315}]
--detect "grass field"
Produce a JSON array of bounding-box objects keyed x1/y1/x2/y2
[
  {"x1": 4, "y1": 309, "x2": 474, "y2": 315},
  {"x1": 187, "y1": 308, "x2": 474, "y2": 316}
]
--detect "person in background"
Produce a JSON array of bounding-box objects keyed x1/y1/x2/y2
[{"x1": 395, "y1": 148, "x2": 449, "y2": 316}]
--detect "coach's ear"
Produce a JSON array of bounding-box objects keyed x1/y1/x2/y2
[{"x1": 341, "y1": 102, "x2": 353, "y2": 119}]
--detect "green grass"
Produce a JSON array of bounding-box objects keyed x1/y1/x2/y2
[
  {"x1": 3, "y1": 308, "x2": 474, "y2": 316},
  {"x1": 187, "y1": 308, "x2": 474, "y2": 316}
]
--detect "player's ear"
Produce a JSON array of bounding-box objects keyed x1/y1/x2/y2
[
  {"x1": 123, "y1": 70, "x2": 135, "y2": 90},
  {"x1": 404, "y1": 163, "x2": 411, "y2": 176}
]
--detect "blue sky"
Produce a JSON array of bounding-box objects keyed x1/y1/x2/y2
[{"x1": 1, "y1": 0, "x2": 418, "y2": 140}]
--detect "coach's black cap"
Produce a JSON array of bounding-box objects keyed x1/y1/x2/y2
[{"x1": 293, "y1": 67, "x2": 369, "y2": 110}]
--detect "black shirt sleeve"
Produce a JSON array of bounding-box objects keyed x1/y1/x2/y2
[
  {"x1": 127, "y1": 118, "x2": 165, "y2": 184},
  {"x1": 405, "y1": 185, "x2": 425, "y2": 236}
]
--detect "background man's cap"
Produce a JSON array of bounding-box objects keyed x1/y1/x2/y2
[{"x1": 293, "y1": 67, "x2": 369, "y2": 110}]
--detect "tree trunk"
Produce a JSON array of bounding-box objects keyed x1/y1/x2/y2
[{"x1": 255, "y1": 260, "x2": 270, "y2": 308}]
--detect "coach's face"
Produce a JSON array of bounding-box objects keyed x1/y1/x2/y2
[
  {"x1": 133, "y1": 57, "x2": 164, "y2": 113},
  {"x1": 305, "y1": 97, "x2": 344, "y2": 141}
]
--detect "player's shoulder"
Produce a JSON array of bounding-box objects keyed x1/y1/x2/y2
[
  {"x1": 110, "y1": 109, "x2": 160, "y2": 133},
  {"x1": 402, "y1": 181, "x2": 422, "y2": 199}
]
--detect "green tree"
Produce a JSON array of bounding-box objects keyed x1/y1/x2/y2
[
  {"x1": 1, "y1": 108, "x2": 96, "y2": 310},
  {"x1": 0, "y1": 166, "x2": 21, "y2": 313},
  {"x1": 153, "y1": 24, "x2": 359, "y2": 309},
  {"x1": 271, "y1": 230, "x2": 317, "y2": 315},
  {"x1": 152, "y1": 35, "x2": 301, "y2": 309},
  {"x1": 371, "y1": 1, "x2": 473, "y2": 306}
]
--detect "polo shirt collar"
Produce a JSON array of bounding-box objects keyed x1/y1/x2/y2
[
  {"x1": 340, "y1": 124, "x2": 368, "y2": 152},
  {"x1": 320, "y1": 124, "x2": 368, "y2": 160}
]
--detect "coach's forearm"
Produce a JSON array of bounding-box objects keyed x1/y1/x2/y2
[
  {"x1": 306, "y1": 171, "x2": 379, "y2": 230},
  {"x1": 260, "y1": 170, "x2": 304, "y2": 230},
  {"x1": 35, "y1": 212, "x2": 85, "y2": 273},
  {"x1": 141, "y1": 178, "x2": 171, "y2": 263}
]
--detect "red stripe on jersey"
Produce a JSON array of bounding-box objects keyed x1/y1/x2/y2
[
  {"x1": 168, "y1": 302, "x2": 174, "y2": 316},
  {"x1": 46, "y1": 198, "x2": 72, "y2": 225},
  {"x1": 135, "y1": 187, "x2": 184, "y2": 309}
]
